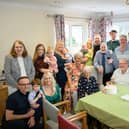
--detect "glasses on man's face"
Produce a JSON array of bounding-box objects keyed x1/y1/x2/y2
[
  {"x1": 18, "y1": 83, "x2": 31, "y2": 86},
  {"x1": 119, "y1": 62, "x2": 127, "y2": 65}
]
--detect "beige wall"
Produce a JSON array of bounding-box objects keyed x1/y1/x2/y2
[{"x1": 0, "y1": 4, "x2": 55, "y2": 73}]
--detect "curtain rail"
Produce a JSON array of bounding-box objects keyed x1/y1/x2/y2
[{"x1": 46, "y1": 14, "x2": 89, "y2": 20}]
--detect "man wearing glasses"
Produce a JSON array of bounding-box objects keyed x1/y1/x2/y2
[
  {"x1": 111, "y1": 58, "x2": 129, "y2": 86},
  {"x1": 2, "y1": 76, "x2": 42, "y2": 129}
]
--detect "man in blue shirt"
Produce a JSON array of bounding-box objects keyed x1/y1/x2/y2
[{"x1": 94, "y1": 43, "x2": 118, "y2": 85}]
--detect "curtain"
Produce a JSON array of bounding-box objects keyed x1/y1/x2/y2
[
  {"x1": 98, "y1": 17, "x2": 112, "y2": 42},
  {"x1": 98, "y1": 17, "x2": 106, "y2": 42},
  {"x1": 88, "y1": 18, "x2": 97, "y2": 40},
  {"x1": 88, "y1": 17, "x2": 112, "y2": 42},
  {"x1": 54, "y1": 15, "x2": 65, "y2": 43}
]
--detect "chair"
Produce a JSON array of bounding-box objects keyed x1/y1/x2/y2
[
  {"x1": 88, "y1": 66, "x2": 103, "y2": 90},
  {"x1": 0, "y1": 85, "x2": 8, "y2": 126},
  {"x1": 89, "y1": 66, "x2": 97, "y2": 80},
  {"x1": 58, "y1": 114, "x2": 80, "y2": 129},
  {"x1": 43, "y1": 99, "x2": 88, "y2": 129}
]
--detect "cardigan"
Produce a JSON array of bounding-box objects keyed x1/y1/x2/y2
[{"x1": 4, "y1": 55, "x2": 35, "y2": 87}]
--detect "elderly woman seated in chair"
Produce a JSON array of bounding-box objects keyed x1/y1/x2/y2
[
  {"x1": 78, "y1": 66, "x2": 99, "y2": 98},
  {"x1": 41, "y1": 72, "x2": 61, "y2": 104}
]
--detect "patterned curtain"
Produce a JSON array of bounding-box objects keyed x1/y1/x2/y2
[
  {"x1": 98, "y1": 17, "x2": 112, "y2": 42},
  {"x1": 88, "y1": 18, "x2": 97, "y2": 40},
  {"x1": 98, "y1": 17, "x2": 106, "y2": 42},
  {"x1": 88, "y1": 17, "x2": 112, "y2": 42},
  {"x1": 54, "y1": 15, "x2": 65, "y2": 43}
]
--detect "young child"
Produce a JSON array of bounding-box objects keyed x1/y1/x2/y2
[
  {"x1": 62, "y1": 48, "x2": 73, "y2": 63},
  {"x1": 44, "y1": 46, "x2": 58, "y2": 74},
  {"x1": 80, "y1": 44, "x2": 88, "y2": 56},
  {"x1": 28, "y1": 79, "x2": 43, "y2": 120}
]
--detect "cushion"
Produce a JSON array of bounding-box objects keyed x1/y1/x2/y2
[
  {"x1": 58, "y1": 114, "x2": 80, "y2": 129},
  {"x1": 46, "y1": 120, "x2": 58, "y2": 129},
  {"x1": 43, "y1": 99, "x2": 59, "y2": 122}
]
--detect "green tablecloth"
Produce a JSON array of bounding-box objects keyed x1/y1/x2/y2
[{"x1": 75, "y1": 86, "x2": 129, "y2": 129}]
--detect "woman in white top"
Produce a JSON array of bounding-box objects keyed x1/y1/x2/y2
[
  {"x1": 4, "y1": 40, "x2": 35, "y2": 94},
  {"x1": 111, "y1": 58, "x2": 129, "y2": 86}
]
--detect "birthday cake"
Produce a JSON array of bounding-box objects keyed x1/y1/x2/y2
[{"x1": 104, "y1": 85, "x2": 117, "y2": 95}]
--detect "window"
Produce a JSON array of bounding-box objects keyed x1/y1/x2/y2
[
  {"x1": 65, "y1": 18, "x2": 88, "y2": 55},
  {"x1": 112, "y1": 22, "x2": 129, "y2": 36},
  {"x1": 106, "y1": 24, "x2": 120, "y2": 41},
  {"x1": 107, "y1": 16, "x2": 129, "y2": 41}
]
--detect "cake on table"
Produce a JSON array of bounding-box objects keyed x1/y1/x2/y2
[{"x1": 103, "y1": 84, "x2": 117, "y2": 95}]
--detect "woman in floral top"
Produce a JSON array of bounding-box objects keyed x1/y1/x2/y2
[{"x1": 64, "y1": 53, "x2": 84, "y2": 107}]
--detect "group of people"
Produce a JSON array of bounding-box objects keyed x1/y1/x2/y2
[
  {"x1": 81, "y1": 30, "x2": 129, "y2": 87},
  {"x1": 2, "y1": 29, "x2": 129, "y2": 129},
  {"x1": 3, "y1": 39, "x2": 74, "y2": 129}
]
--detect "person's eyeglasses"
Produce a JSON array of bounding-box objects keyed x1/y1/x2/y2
[
  {"x1": 18, "y1": 83, "x2": 31, "y2": 86},
  {"x1": 44, "y1": 77, "x2": 51, "y2": 80},
  {"x1": 119, "y1": 63, "x2": 128, "y2": 65}
]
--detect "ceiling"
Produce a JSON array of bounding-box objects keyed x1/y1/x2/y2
[{"x1": 0, "y1": 0, "x2": 129, "y2": 17}]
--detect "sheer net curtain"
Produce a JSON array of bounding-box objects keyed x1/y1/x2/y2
[
  {"x1": 88, "y1": 17, "x2": 112, "y2": 42},
  {"x1": 54, "y1": 15, "x2": 65, "y2": 43}
]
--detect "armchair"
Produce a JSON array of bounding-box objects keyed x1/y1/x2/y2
[
  {"x1": 43, "y1": 99, "x2": 88, "y2": 129},
  {"x1": 58, "y1": 114, "x2": 80, "y2": 129}
]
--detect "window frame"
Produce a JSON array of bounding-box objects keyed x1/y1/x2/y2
[{"x1": 65, "y1": 18, "x2": 88, "y2": 55}]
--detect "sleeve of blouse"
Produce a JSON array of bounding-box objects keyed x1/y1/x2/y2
[
  {"x1": 56, "y1": 83, "x2": 61, "y2": 101},
  {"x1": 28, "y1": 56, "x2": 35, "y2": 82},
  {"x1": 78, "y1": 77, "x2": 85, "y2": 99},
  {"x1": 94, "y1": 51, "x2": 101, "y2": 69},
  {"x1": 91, "y1": 76, "x2": 99, "y2": 93},
  {"x1": 4, "y1": 55, "x2": 17, "y2": 87}
]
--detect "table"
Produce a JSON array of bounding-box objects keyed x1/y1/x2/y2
[{"x1": 75, "y1": 86, "x2": 129, "y2": 129}]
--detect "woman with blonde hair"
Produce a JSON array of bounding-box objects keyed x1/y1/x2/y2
[
  {"x1": 4, "y1": 40, "x2": 35, "y2": 94},
  {"x1": 82, "y1": 39, "x2": 93, "y2": 66},
  {"x1": 54, "y1": 41, "x2": 68, "y2": 99},
  {"x1": 41, "y1": 72, "x2": 61, "y2": 104},
  {"x1": 33, "y1": 43, "x2": 49, "y2": 79}
]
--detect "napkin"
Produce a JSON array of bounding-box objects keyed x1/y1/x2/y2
[{"x1": 121, "y1": 94, "x2": 129, "y2": 101}]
